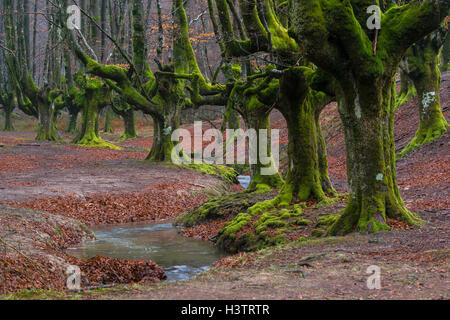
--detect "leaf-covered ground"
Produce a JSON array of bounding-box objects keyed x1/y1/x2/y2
[
  {"x1": 0, "y1": 205, "x2": 167, "y2": 295},
  {"x1": 0, "y1": 131, "x2": 233, "y2": 294},
  {"x1": 0, "y1": 72, "x2": 448, "y2": 299}
]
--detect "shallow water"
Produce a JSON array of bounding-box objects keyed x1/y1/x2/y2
[{"x1": 67, "y1": 222, "x2": 225, "y2": 281}]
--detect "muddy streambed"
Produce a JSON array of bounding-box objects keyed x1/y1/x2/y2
[{"x1": 67, "y1": 222, "x2": 225, "y2": 281}]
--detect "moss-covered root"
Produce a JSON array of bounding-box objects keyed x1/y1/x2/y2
[
  {"x1": 216, "y1": 204, "x2": 307, "y2": 253},
  {"x1": 183, "y1": 163, "x2": 238, "y2": 184},
  {"x1": 328, "y1": 196, "x2": 423, "y2": 236},
  {"x1": 397, "y1": 86, "x2": 448, "y2": 158},
  {"x1": 248, "y1": 170, "x2": 284, "y2": 192},
  {"x1": 174, "y1": 191, "x2": 273, "y2": 227},
  {"x1": 75, "y1": 134, "x2": 122, "y2": 150},
  {"x1": 36, "y1": 122, "x2": 59, "y2": 141},
  {"x1": 398, "y1": 114, "x2": 448, "y2": 158}
]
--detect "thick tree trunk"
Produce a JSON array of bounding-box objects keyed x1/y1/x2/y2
[
  {"x1": 329, "y1": 79, "x2": 421, "y2": 235},
  {"x1": 36, "y1": 102, "x2": 58, "y2": 141},
  {"x1": 442, "y1": 31, "x2": 450, "y2": 72},
  {"x1": 73, "y1": 88, "x2": 118, "y2": 149},
  {"x1": 227, "y1": 109, "x2": 241, "y2": 130},
  {"x1": 245, "y1": 109, "x2": 283, "y2": 190},
  {"x1": 3, "y1": 108, "x2": 14, "y2": 131},
  {"x1": 289, "y1": 0, "x2": 448, "y2": 235},
  {"x1": 67, "y1": 109, "x2": 78, "y2": 133},
  {"x1": 118, "y1": 109, "x2": 138, "y2": 141},
  {"x1": 275, "y1": 69, "x2": 335, "y2": 206},
  {"x1": 278, "y1": 99, "x2": 327, "y2": 205},
  {"x1": 74, "y1": 98, "x2": 99, "y2": 145},
  {"x1": 146, "y1": 116, "x2": 175, "y2": 162},
  {"x1": 399, "y1": 50, "x2": 448, "y2": 157},
  {"x1": 103, "y1": 107, "x2": 114, "y2": 133},
  {"x1": 315, "y1": 107, "x2": 335, "y2": 196}
]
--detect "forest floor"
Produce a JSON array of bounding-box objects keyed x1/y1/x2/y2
[{"x1": 0, "y1": 72, "x2": 448, "y2": 299}]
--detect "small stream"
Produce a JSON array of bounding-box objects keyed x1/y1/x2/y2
[
  {"x1": 67, "y1": 177, "x2": 251, "y2": 282},
  {"x1": 67, "y1": 222, "x2": 225, "y2": 282}
]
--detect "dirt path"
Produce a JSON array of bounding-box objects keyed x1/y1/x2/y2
[{"x1": 0, "y1": 134, "x2": 223, "y2": 203}]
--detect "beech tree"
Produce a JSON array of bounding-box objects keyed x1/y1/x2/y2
[
  {"x1": 210, "y1": 0, "x2": 336, "y2": 202},
  {"x1": 398, "y1": 26, "x2": 449, "y2": 157},
  {"x1": 2, "y1": 0, "x2": 65, "y2": 141},
  {"x1": 111, "y1": 97, "x2": 138, "y2": 141},
  {"x1": 291, "y1": 0, "x2": 449, "y2": 234},
  {"x1": 62, "y1": 0, "x2": 236, "y2": 160},
  {"x1": 0, "y1": 58, "x2": 16, "y2": 131},
  {"x1": 71, "y1": 71, "x2": 116, "y2": 148}
]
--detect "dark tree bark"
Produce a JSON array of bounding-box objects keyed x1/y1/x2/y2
[
  {"x1": 398, "y1": 28, "x2": 449, "y2": 157},
  {"x1": 291, "y1": 0, "x2": 449, "y2": 234}
]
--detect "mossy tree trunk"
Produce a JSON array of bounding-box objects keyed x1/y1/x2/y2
[
  {"x1": 3, "y1": 0, "x2": 58, "y2": 142},
  {"x1": 246, "y1": 110, "x2": 284, "y2": 190},
  {"x1": 238, "y1": 93, "x2": 284, "y2": 190},
  {"x1": 225, "y1": 78, "x2": 284, "y2": 190},
  {"x1": 211, "y1": 0, "x2": 335, "y2": 202},
  {"x1": 398, "y1": 30, "x2": 449, "y2": 157},
  {"x1": 442, "y1": 27, "x2": 450, "y2": 71},
  {"x1": 67, "y1": 109, "x2": 79, "y2": 133},
  {"x1": 111, "y1": 97, "x2": 138, "y2": 141},
  {"x1": 146, "y1": 114, "x2": 176, "y2": 162},
  {"x1": 103, "y1": 107, "x2": 114, "y2": 134},
  {"x1": 315, "y1": 103, "x2": 335, "y2": 197},
  {"x1": 72, "y1": 75, "x2": 116, "y2": 149},
  {"x1": 35, "y1": 100, "x2": 58, "y2": 141},
  {"x1": 292, "y1": 0, "x2": 449, "y2": 234},
  {"x1": 328, "y1": 76, "x2": 420, "y2": 234},
  {"x1": 1, "y1": 93, "x2": 15, "y2": 131},
  {"x1": 3, "y1": 108, "x2": 14, "y2": 131},
  {"x1": 2, "y1": 0, "x2": 37, "y2": 133},
  {"x1": 74, "y1": 96, "x2": 100, "y2": 145},
  {"x1": 66, "y1": 90, "x2": 80, "y2": 134},
  {"x1": 275, "y1": 68, "x2": 335, "y2": 205},
  {"x1": 120, "y1": 109, "x2": 138, "y2": 140},
  {"x1": 21, "y1": 76, "x2": 60, "y2": 141}
]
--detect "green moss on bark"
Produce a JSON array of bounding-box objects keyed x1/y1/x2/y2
[
  {"x1": 290, "y1": 0, "x2": 446, "y2": 235},
  {"x1": 274, "y1": 67, "x2": 336, "y2": 206},
  {"x1": 73, "y1": 74, "x2": 120, "y2": 150},
  {"x1": 398, "y1": 30, "x2": 449, "y2": 158}
]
